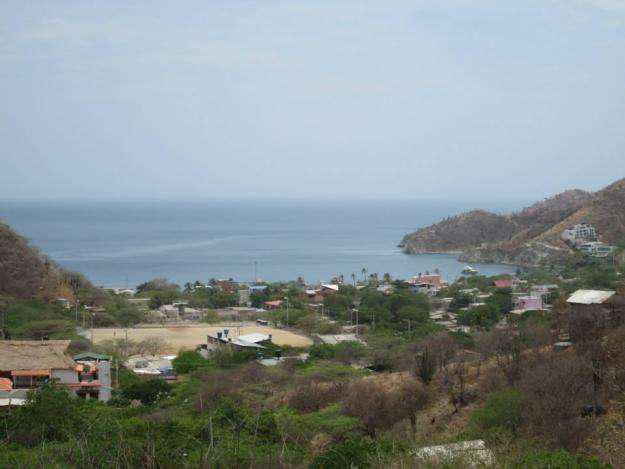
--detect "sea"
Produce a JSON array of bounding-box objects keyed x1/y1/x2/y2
[{"x1": 0, "y1": 199, "x2": 527, "y2": 288}]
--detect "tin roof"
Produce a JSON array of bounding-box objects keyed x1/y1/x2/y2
[{"x1": 567, "y1": 289, "x2": 615, "y2": 305}]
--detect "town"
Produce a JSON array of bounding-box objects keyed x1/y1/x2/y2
[{"x1": 2, "y1": 236, "x2": 625, "y2": 466}]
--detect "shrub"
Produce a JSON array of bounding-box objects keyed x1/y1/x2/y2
[
  {"x1": 172, "y1": 350, "x2": 213, "y2": 374},
  {"x1": 309, "y1": 343, "x2": 336, "y2": 360},
  {"x1": 310, "y1": 436, "x2": 377, "y2": 469},
  {"x1": 470, "y1": 388, "x2": 524, "y2": 434},
  {"x1": 121, "y1": 378, "x2": 171, "y2": 405},
  {"x1": 516, "y1": 450, "x2": 610, "y2": 468}
]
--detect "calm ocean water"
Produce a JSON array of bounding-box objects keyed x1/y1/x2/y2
[{"x1": 0, "y1": 200, "x2": 526, "y2": 288}]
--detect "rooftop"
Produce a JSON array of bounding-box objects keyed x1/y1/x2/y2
[
  {"x1": 0, "y1": 340, "x2": 75, "y2": 372},
  {"x1": 567, "y1": 289, "x2": 615, "y2": 305}
]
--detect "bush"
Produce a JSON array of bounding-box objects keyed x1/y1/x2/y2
[
  {"x1": 470, "y1": 388, "x2": 524, "y2": 434},
  {"x1": 309, "y1": 343, "x2": 336, "y2": 360},
  {"x1": 310, "y1": 436, "x2": 377, "y2": 469},
  {"x1": 172, "y1": 350, "x2": 214, "y2": 374},
  {"x1": 516, "y1": 450, "x2": 610, "y2": 468},
  {"x1": 1, "y1": 384, "x2": 84, "y2": 445},
  {"x1": 121, "y1": 378, "x2": 171, "y2": 405}
]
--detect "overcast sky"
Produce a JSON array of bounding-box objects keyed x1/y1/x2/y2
[{"x1": 1, "y1": 0, "x2": 625, "y2": 200}]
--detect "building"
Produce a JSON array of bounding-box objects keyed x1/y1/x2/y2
[
  {"x1": 376, "y1": 284, "x2": 394, "y2": 295},
  {"x1": 566, "y1": 289, "x2": 620, "y2": 341},
  {"x1": 263, "y1": 300, "x2": 283, "y2": 310},
  {"x1": 320, "y1": 284, "x2": 340, "y2": 295},
  {"x1": 205, "y1": 329, "x2": 271, "y2": 351},
  {"x1": 158, "y1": 302, "x2": 203, "y2": 321},
  {"x1": 512, "y1": 295, "x2": 543, "y2": 312},
  {"x1": 315, "y1": 334, "x2": 364, "y2": 345},
  {"x1": 493, "y1": 279, "x2": 513, "y2": 289},
  {"x1": 408, "y1": 274, "x2": 447, "y2": 290},
  {"x1": 0, "y1": 341, "x2": 111, "y2": 404},
  {"x1": 578, "y1": 241, "x2": 614, "y2": 258},
  {"x1": 238, "y1": 288, "x2": 251, "y2": 306},
  {"x1": 303, "y1": 289, "x2": 325, "y2": 303},
  {"x1": 561, "y1": 223, "x2": 597, "y2": 245},
  {"x1": 214, "y1": 306, "x2": 259, "y2": 320}
]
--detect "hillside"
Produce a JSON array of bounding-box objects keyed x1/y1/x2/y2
[
  {"x1": 400, "y1": 180, "x2": 624, "y2": 267},
  {"x1": 0, "y1": 222, "x2": 87, "y2": 300},
  {"x1": 398, "y1": 210, "x2": 516, "y2": 253},
  {"x1": 539, "y1": 178, "x2": 625, "y2": 246}
]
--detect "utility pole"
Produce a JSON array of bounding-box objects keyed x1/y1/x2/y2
[
  {"x1": 354, "y1": 309, "x2": 359, "y2": 335},
  {"x1": 283, "y1": 297, "x2": 290, "y2": 327}
]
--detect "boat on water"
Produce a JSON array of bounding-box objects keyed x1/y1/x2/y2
[{"x1": 462, "y1": 265, "x2": 479, "y2": 275}]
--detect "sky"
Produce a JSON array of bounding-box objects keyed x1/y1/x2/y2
[{"x1": 1, "y1": 0, "x2": 625, "y2": 201}]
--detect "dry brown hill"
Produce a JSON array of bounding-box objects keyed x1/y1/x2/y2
[
  {"x1": 0, "y1": 222, "x2": 90, "y2": 300},
  {"x1": 539, "y1": 178, "x2": 625, "y2": 246},
  {"x1": 400, "y1": 178, "x2": 624, "y2": 266}
]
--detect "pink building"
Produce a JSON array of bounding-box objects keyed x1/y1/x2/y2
[{"x1": 513, "y1": 295, "x2": 543, "y2": 311}]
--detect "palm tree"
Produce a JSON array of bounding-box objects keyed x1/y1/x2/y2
[
  {"x1": 361, "y1": 267, "x2": 368, "y2": 283},
  {"x1": 350, "y1": 273, "x2": 356, "y2": 287}
]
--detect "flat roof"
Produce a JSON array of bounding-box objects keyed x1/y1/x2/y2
[{"x1": 567, "y1": 289, "x2": 615, "y2": 305}]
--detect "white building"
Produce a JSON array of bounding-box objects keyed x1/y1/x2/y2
[
  {"x1": 561, "y1": 223, "x2": 597, "y2": 245},
  {"x1": 578, "y1": 241, "x2": 614, "y2": 258}
]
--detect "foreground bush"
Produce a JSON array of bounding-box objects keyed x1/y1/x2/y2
[
  {"x1": 470, "y1": 388, "x2": 524, "y2": 434},
  {"x1": 516, "y1": 450, "x2": 610, "y2": 468}
]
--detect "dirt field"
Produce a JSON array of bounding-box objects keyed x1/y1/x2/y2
[{"x1": 88, "y1": 323, "x2": 313, "y2": 352}]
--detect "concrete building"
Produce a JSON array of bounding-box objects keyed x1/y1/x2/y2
[
  {"x1": 561, "y1": 223, "x2": 598, "y2": 245},
  {"x1": 578, "y1": 241, "x2": 614, "y2": 258}
]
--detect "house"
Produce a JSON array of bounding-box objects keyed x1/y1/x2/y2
[
  {"x1": 264, "y1": 300, "x2": 283, "y2": 310},
  {"x1": 0, "y1": 341, "x2": 111, "y2": 403},
  {"x1": 215, "y1": 280, "x2": 238, "y2": 293},
  {"x1": 159, "y1": 304, "x2": 181, "y2": 320},
  {"x1": 205, "y1": 330, "x2": 271, "y2": 351},
  {"x1": 493, "y1": 279, "x2": 513, "y2": 289},
  {"x1": 315, "y1": 334, "x2": 364, "y2": 345},
  {"x1": 376, "y1": 284, "x2": 394, "y2": 295},
  {"x1": 578, "y1": 241, "x2": 614, "y2": 258},
  {"x1": 320, "y1": 284, "x2": 340, "y2": 295},
  {"x1": 125, "y1": 355, "x2": 176, "y2": 379},
  {"x1": 158, "y1": 302, "x2": 202, "y2": 321},
  {"x1": 561, "y1": 222, "x2": 597, "y2": 245},
  {"x1": 73, "y1": 352, "x2": 112, "y2": 401},
  {"x1": 303, "y1": 289, "x2": 325, "y2": 303},
  {"x1": 566, "y1": 289, "x2": 620, "y2": 341},
  {"x1": 512, "y1": 295, "x2": 543, "y2": 312},
  {"x1": 408, "y1": 274, "x2": 446, "y2": 289}
]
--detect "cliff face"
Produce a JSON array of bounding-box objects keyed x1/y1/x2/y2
[{"x1": 400, "y1": 180, "x2": 624, "y2": 267}]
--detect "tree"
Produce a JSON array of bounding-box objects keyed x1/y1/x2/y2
[
  {"x1": 519, "y1": 354, "x2": 595, "y2": 449},
  {"x1": 395, "y1": 377, "x2": 430, "y2": 433},
  {"x1": 121, "y1": 378, "x2": 171, "y2": 405},
  {"x1": 415, "y1": 347, "x2": 436, "y2": 384},
  {"x1": 343, "y1": 379, "x2": 399, "y2": 437}
]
